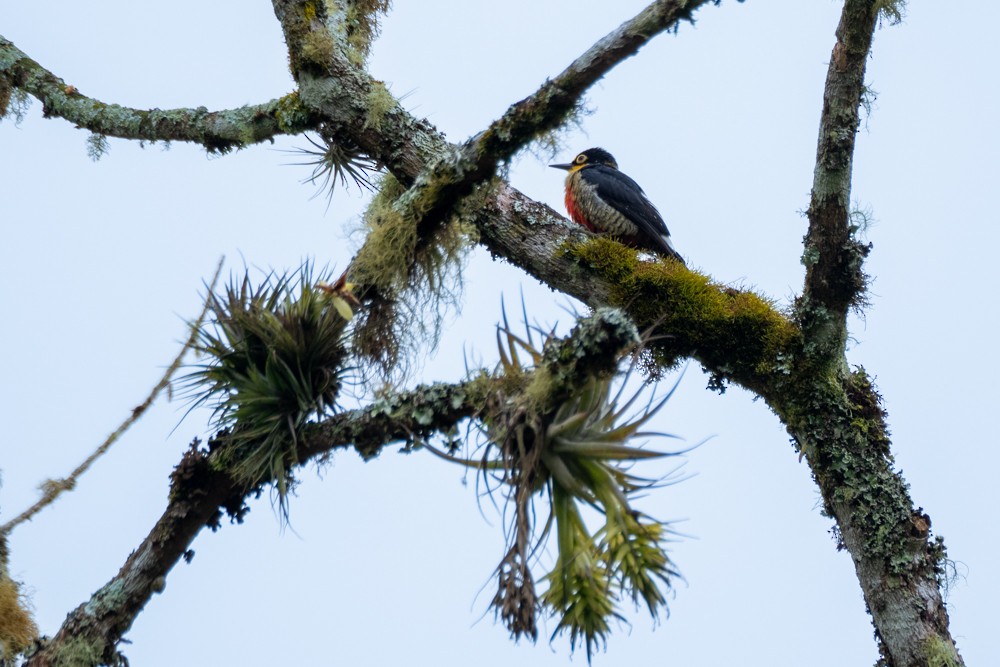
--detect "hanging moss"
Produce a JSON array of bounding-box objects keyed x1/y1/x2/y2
[
  {"x1": 0, "y1": 575, "x2": 37, "y2": 661},
  {"x1": 349, "y1": 174, "x2": 481, "y2": 378}
]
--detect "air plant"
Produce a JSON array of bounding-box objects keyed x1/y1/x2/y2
[
  {"x1": 433, "y1": 309, "x2": 683, "y2": 661},
  {"x1": 288, "y1": 130, "x2": 379, "y2": 208},
  {"x1": 181, "y1": 264, "x2": 353, "y2": 513}
]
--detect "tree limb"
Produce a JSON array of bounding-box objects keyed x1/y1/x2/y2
[
  {"x1": 271, "y1": 0, "x2": 725, "y2": 239},
  {"x1": 469, "y1": 0, "x2": 720, "y2": 167},
  {"x1": 23, "y1": 309, "x2": 639, "y2": 666},
  {"x1": 0, "y1": 260, "x2": 224, "y2": 537},
  {"x1": 8, "y1": 1, "x2": 964, "y2": 663},
  {"x1": 782, "y1": 2, "x2": 963, "y2": 665},
  {"x1": 799, "y1": 0, "x2": 878, "y2": 355},
  {"x1": 0, "y1": 36, "x2": 314, "y2": 152}
]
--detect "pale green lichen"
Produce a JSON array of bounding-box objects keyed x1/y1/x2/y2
[
  {"x1": 921, "y1": 635, "x2": 960, "y2": 667},
  {"x1": 49, "y1": 636, "x2": 104, "y2": 667},
  {"x1": 363, "y1": 81, "x2": 395, "y2": 131},
  {"x1": 301, "y1": 30, "x2": 335, "y2": 67},
  {"x1": 275, "y1": 91, "x2": 311, "y2": 133}
]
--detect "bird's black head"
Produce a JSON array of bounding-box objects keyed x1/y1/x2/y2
[{"x1": 550, "y1": 147, "x2": 618, "y2": 172}]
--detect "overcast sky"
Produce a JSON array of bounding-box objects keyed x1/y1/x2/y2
[{"x1": 2, "y1": 1, "x2": 997, "y2": 665}]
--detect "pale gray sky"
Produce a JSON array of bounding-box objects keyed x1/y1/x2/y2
[{"x1": 2, "y1": 1, "x2": 996, "y2": 665}]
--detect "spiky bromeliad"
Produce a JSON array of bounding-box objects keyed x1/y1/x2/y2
[{"x1": 551, "y1": 148, "x2": 684, "y2": 264}]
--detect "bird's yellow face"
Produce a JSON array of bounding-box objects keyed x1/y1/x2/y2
[
  {"x1": 566, "y1": 152, "x2": 591, "y2": 173},
  {"x1": 549, "y1": 148, "x2": 617, "y2": 173}
]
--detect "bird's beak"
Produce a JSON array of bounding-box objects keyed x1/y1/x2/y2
[{"x1": 549, "y1": 162, "x2": 573, "y2": 171}]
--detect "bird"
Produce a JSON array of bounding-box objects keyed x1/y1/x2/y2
[{"x1": 551, "y1": 147, "x2": 684, "y2": 264}]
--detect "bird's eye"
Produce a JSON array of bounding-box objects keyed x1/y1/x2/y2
[{"x1": 575, "y1": 154, "x2": 587, "y2": 164}]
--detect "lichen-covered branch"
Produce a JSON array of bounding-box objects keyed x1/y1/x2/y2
[
  {"x1": 6, "y1": 0, "x2": 964, "y2": 662},
  {"x1": 470, "y1": 0, "x2": 720, "y2": 166},
  {"x1": 470, "y1": 170, "x2": 962, "y2": 665},
  {"x1": 470, "y1": 185, "x2": 798, "y2": 396},
  {"x1": 0, "y1": 36, "x2": 313, "y2": 152},
  {"x1": 23, "y1": 309, "x2": 639, "y2": 666},
  {"x1": 780, "y1": 2, "x2": 962, "y2": 666},
  {"x1": 23, "y1": 380, "x2": 477, "y2": 667},
  {"x1": 272, "y1": 0, "x2": 724, "y2": 263},
  {"x1": 800, "y1": 0, "x2": 879, "y2": 355}
]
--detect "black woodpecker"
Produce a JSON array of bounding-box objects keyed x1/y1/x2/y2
[{"x1": 551, "y1": 148, "x2": 683, "y2": 264}]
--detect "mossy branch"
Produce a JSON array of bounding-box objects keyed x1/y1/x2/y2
[
  {"x1": 785, "y1": 2, "x2": 963, "y2": 664},
  {"x1": 0, "y1": 36, "x2": 314, "y2": 152},
  {"x1": 22, "y1": 308, "x2": 642, "y2": 666},
  {"x1": 800, "y1": 0, "x2": 880, "y2": 354},
  {"x1": 22, "y1": 379, "x2": 478, "y2": 667}
]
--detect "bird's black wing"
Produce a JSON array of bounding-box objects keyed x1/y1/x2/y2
[{"x1": 583, "y1": 165, "x2": 680, "y2": 259}]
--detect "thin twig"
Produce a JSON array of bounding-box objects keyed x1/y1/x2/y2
[{"x1": 0, "y1": 257, "x2": 225, "y2": 536}]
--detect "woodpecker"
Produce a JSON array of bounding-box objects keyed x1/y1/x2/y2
[{"x1": 551, "y1": 148, "x2": 683, "y2": 264}]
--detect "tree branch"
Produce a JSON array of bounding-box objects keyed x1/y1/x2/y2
[
  {"x1": 781, "y1": 2, "x2": 964, "y2": 665},
  {"x1": 0, "y1": 260, "x2": 223, "y2": 538},
  {"x1": 469, "y1": 0, "x2": 719, "y2": 166},
  {"x1": 271, "y1": 0, "x2": 725, "y2": 240},
  {"x1": 23, "y1": 381, "x2": 477, "y2": 667},
  {"x1": 23, "y1": 309, "x2": 639, "y2": 666},
  {"x1": 799, "y1": 0, "x2": 878, "y2": 355},
  {"x1": 0, "y1": 36, "x2": 314, "y2": 152}
]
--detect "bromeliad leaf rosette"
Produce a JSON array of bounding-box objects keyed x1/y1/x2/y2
[
  {"x1": 436, "y1": 308, "x2": 683, "y2": 661},
  {"x1": 182, "y1": 264, "x2": 353, "y2": 513}
]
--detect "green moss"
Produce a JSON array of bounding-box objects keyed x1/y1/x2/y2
[{"x1": 569, "y1": 237, "x2": 798, "y2": 384}]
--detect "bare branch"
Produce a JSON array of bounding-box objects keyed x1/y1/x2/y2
[
  {"x1": 0, "y1": 259, "x2": 224, "y2": 537},
  {"x1": 0, "y1": 36, "x2": 314, "y2": 151}
]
